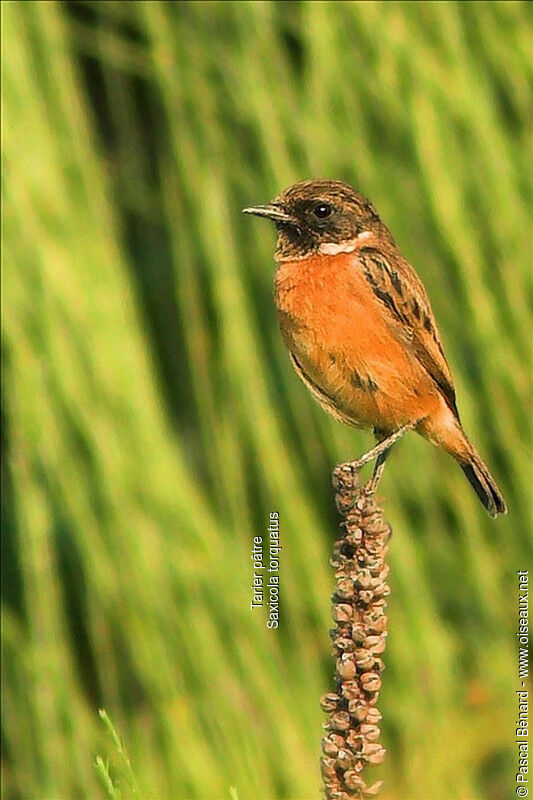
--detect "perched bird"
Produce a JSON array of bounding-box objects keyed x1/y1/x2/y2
[{"x1": 243, "y1": 179, "x2": 506, "y2": 517}]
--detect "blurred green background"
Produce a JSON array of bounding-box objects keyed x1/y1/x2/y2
[{"x1": 2, "y1": 2, "x2": 531, "y2": 799}]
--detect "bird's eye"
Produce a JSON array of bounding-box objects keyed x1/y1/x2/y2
[{"x1": 313, "y1": 203, "x2": 333, "y2": 219}]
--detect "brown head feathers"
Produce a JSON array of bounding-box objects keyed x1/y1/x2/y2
[{"x1": 243, "y1": 179, "x2": 392, "y2": 261}]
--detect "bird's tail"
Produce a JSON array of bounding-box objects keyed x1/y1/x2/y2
[
  {"x1": 420, "y1": 410, "x2": 507, "y2": 518},
  {"x1": 457, "y1": 441, "x2": 507, "y2": 518}
]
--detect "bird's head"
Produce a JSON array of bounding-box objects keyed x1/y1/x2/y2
[{"x1": 243, "y1": 179, "x2": 386, "y2": 261}]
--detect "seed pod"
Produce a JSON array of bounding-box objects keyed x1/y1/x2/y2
[
  {"x1": 362, "y1": 608, "x2": 384, "y2": 626},
  {"x1": 354, "y1": 570, "x2": 372, "y2": 589},
  {"x1": 335, "y1": 578, "x2": 355, "y2": 600},
  {"x1": 365, "y1": 555, "x2": 383, "y2": 572},
  {"x1": 373, "y1": 657, "x2": 385, "y2": 673},
  {"x1": 365, "y1": 707, "x2": 382, "y2": 724},
  {"x1": 355, "y1": 647, "x2": 374, "y2": 672},
  {"x1": 337, "y1": 656, "x2": 356, "y2": 680},
  {"x1": 335, "y1": 624, "x2": 352, "y2": 641},
  {"x1": 355, "y1": 652, "x2": 375, "y2": 671},
  {"x1": 361, "y1": 672, "x2": 382, "y2": 693},
  {"x1": 343, "y1": 770, "x2": 366, "y2": 791},
  {"x1": 333, "y1": 603, "x2": 353, "y2": 622},
  {"x1": 360, "y1": 723, "x2": 380, "y2": 742},
  {"x1": 364, "y1": 635, "x2": 386, "y2": 654},
  {"x1": 335, "y1": 559, "x2": 351, "y2": 573},
  {"x1": 340, "y1": 680, "x2": 360, "y2": 701},
  {"x1": 328, "y1": 710, "x2": 351, "y2": 731},
  {"x1": 330, "y1": 554, "x2": 343, "y2": 569},
  {"x1": 367, "y1": 749, "x2": 386, "y2": 766},
  {"x1": 322, "y1": 735, "x2": 340, "y2": 757},
  {"x1": 335, "y1": 748, "x2": 354, "y2": 769},
  {"x1": 346, "y1": 729, "x2": 365, "y2": 751},
  {"x1": 347, "y1": 526, "x2": 363, "y2": 545},
  {"x1": 368, "y1": 614, "x2": 388, "y2": 633},
  {"x1": 351, "y1": 624, "x2": 366, "y2": 644},
  {"x1": 359, "y1": 589, "x2": 373, "y2": 604},
  {"x1": 320, "y1": 693, "x2": 340, "y2": 712},
  {"x1": 363, "y1": 742, "x2": 386, "y2": 764},
  {"x1": 348, "y1": 700, "x2": 369, "y2": 721},
  {"x1": 322, "y1": 782, "x2": 339, "y2": 797},
  {"x1": 346, "y1": 532, "x2": 363, "y2": 550},
  {"x1": 320, "y1": 756, "x2": 337, "y2": 777},
  {"x1": 364, "y1": 538, "x2": 383, "y2": 555},
  {"x1": 334, "y1": 636, "x2": 355, "y2": 653}
]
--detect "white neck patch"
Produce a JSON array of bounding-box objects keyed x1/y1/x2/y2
[{"x1": 318, "y1": 230, "x2": 373, "y2": 255}]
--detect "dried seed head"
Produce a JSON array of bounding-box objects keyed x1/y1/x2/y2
[{"x1": 323, "y1": 473, "x2": 389, "y2": 800}]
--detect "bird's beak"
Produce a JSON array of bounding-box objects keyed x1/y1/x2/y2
[{"x1": 242, "y1": 204, "x2": 296, "y2": 224}]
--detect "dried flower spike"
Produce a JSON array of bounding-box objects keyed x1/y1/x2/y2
[{"x1": 320, "y1": 465, "x2": 390, "y2": 799}]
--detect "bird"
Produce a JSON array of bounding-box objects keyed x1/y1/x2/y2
[{"x1": 243, "y1": 179, "x2": 507, "y2": 517}]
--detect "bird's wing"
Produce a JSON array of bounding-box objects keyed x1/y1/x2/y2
[{"x1": 358, "y1": 247, "x2": 459, "y2": 419}]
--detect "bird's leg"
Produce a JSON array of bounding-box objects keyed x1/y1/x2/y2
[
  {"x1": 347, "y1": 421, "x2": 417, "y2": 475},
  {"x1": 365, "y1": 426, "x2": 398, "y2": 494},
  {"x1": 365, "y1": 449, "x2": 390, "y2": 495}
]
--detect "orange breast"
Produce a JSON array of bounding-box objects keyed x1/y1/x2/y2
[{"x1": 274, "y1": 252, "x2": 441, "y2": 430}]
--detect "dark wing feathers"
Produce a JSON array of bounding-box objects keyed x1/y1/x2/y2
[{"x1": 359, "y1": 247, "x2": 460, "y2": 420}]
